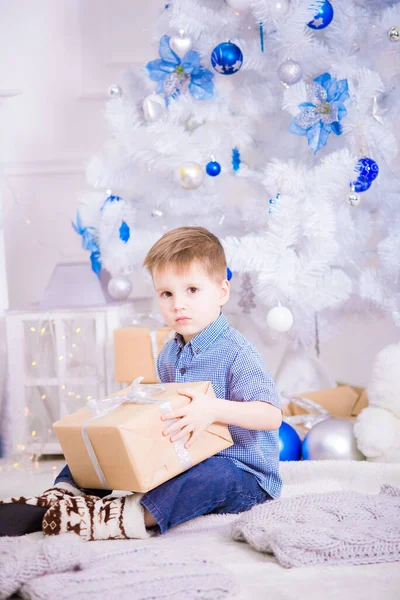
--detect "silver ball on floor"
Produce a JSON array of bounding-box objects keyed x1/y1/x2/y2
[{"x1": 302, "y1": 417, "x2": 366, "y2": 461}]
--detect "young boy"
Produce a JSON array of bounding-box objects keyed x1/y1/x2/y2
[{"x1": 1, "y1": 227, "x2": 282, "y2": 540}]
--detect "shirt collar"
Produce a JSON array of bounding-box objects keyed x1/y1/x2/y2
[{"x1": 174, "y1": 312, "x2": 229, "y2": 354}]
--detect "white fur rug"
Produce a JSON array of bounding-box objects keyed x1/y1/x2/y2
[{"x1": 23, "y1": 460, "x2": 400, "y2": 600}]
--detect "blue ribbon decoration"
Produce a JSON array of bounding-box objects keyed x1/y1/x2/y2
[
  {"x1": 72, "y1": 212, "x2": 102, "y2": 278},
  {"x1": 289, "y1": 72, "x2": 349, "y2": 154},
  {"x1": 259, "y1": 23, "x2": 264, "y2": 53},
  {"x1": 144, "y1": 35, "x2": 215, "y2": 103},
  {"x1": 72, "y1": 212, "x2": 97, "y2": 252},
  {"x1": 119, "y1": 221, "x2": 130, "y2": 243},
  {"x1": 90, "y1": 250, "x2": 102, "y2": 278},
  {"x1": 232, "y1": 148, "x2": 241, "y2": 172}
]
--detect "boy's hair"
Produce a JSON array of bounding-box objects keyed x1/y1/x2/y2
[{"x1": 143, "y1": 226, "x2": 227, "y2": 281}]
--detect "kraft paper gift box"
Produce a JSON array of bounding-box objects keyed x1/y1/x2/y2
[
  {"x1": 282, "y1": 384, "x2": 369, "y2": 438},
  {"x1": 114, "y1": 326, "x2": 172, "y2": 384},
  {"x1": 53, "y1": 380, "x2": 233, "y2": 493}
]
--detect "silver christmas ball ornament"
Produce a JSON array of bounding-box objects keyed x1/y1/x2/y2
[
  {"x1": 170, "y1": 31, "x2": 193, "y2": 59},
  {"x1": 108, "y1": 276, "x2": 132, "y2": 300},
  {"x1": 108, "y1": 85, "x2": 122, "y2": 98},
  {"x1": 348, "y1": 192, "x2": 361, "y2": 207},
  {"x1": 302, "y1": 417, "x2": 366, "y2": 461},
  {"x1": 178, "y1": 162, "x2": 205, "y2": 190},
  {"x1": 278, "y1": 59, "x2": 303, "y2": 87},
  {"x1": 143, "y1": 94, "x2": 166, "y2": 122},
  {"x1": 388, "y1": 26, "x2": 400, "y2": 42}
]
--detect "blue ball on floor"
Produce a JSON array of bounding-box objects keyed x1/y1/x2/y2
[{"x1": 279, "y1": 421, "x2": 302, "y2": 461}]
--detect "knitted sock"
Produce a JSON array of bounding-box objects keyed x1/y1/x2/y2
[
  {"x1": 0, "y1": 481, "x2": 83, "y2": 509},
  {"x1": 42, "y1": 493, "x2": 152, "y2": 541},
  {"x1": 0, "y1": 533, "x2": 87, "y2": 599}
]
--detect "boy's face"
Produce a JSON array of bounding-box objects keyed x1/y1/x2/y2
[{"x1": 153, "y1": 261, "x2": 230, "y2": 343}]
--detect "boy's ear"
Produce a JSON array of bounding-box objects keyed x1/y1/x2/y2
[{"x1": 219, "y1": 279, "x2": 230, "y2": 306}]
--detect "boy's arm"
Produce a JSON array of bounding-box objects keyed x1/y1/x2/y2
[
  {"x1": 212, "y1": 397, "x2": 282, "y2": 431},
  {"x1": 221, "y1": 344, "x2": 283, "y2": 430}
]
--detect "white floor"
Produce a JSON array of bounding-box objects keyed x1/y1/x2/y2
[
  {"x1": 2, "y1": 456, "x2": 400, "y2": 600},
  {"x1": 0, "y1": 453, "x2": 66, "y2": 498}
]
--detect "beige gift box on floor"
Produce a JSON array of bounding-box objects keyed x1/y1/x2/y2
[
  {"x1": 114, "y1": 326, "x2": 172, "y2": 383},
  {"x1": 282, "y1": 384, "x2": 368, "y2": 436},
  {"x1": 53, "y1": 381, "x2": 233, "y2": 493}
]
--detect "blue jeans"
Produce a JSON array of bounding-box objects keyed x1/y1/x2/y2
[{"x1": 54, "y1": 457, "x2": 271, "y2": 534}]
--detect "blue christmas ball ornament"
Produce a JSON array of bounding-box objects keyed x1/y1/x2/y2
[
  {"x1": 211, "y1": 42, "x2": 243, "y2": 75},
  {"x1": 206, "y1": 160, "x2": 221, "y2": 176},
  {"x1": 279, "y1": 421, "x2": 302, "y2": 461},
  {"x1": 307, "y1": 0, "x2": 334, "y2": 30},
  {"x1": 356, "y1": 157, "x2": 379, "y2": 183},
  {"x1": 227, "y1": 267, "x2": 232, "y2": 281}
]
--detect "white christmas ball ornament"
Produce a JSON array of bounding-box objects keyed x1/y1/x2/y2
[
  {"x1": 269, "y1": 0, "x2": 290, "y2": 18},
  {"x1": 226, "y1": 0, "x2": 253, "y2": 11},
  {"x1": 108, "y1": 276, "x2": 132, "y2": 300},
  {"x1": 267, "y1": 305, "x2": 294, "y2": 332},
  {"x1": 143, "y1": 94, "x2": 166, "y2": 122},
  {"x1": 170, "y1": 31, "x2": 193, "y2": 59},
  {"x1": 108, "y1": 85, "x2": 122, "y2": 98},
  {"x1": 348, "y1": 191, "x2": 360, "y2": 207},
  {"x1": 388, "y1": 26, "x2": 400, "y2": 42},
  {"x1": 178, "y1": 162, "x2": 205, "y2": 190}
]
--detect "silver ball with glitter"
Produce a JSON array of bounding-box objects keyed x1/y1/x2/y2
[
  {"x1": 388, "y1": 26, "x2": 400, "y2": 42},
  {"x1": 278, "y1": 60, "x2": 303, "y2": 87},
  {"x1": 302, "y1": 417, "x2": 366, "y2": 461},
  {"x1": 108, "y1": 276, "x2": 131, "y2": 300},
  {"x1": 108, "y1": 85, "x2": 122, "y2": 98},
  {"x1": 348, "y1": 192, "x2": 361, "y2": 207},
  {"x1": 178, "y1": 162, "x2": 205, "y2": 190}
]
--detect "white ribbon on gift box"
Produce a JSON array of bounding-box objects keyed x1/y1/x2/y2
[{"x1": 82, "y1": 376, "x2": 193, "y2": 489}]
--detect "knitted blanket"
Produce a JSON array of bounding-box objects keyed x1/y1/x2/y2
[
  {"x1": 0, "y1": 534, "x2": 235, "y2": 599},
  {"x1": 231, "y1": 484, "x2": 400, "y2": 568}
]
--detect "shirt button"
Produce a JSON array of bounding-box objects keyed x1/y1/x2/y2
[
  {"x1": 195, "y1": 349, "x2": 200, "y2": 354},
  {"x1": 180, "y1": 368, "x2": 186, "y2": 374}
]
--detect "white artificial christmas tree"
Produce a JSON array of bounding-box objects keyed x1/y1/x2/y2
[{"x1": 75, "y1": 0, "x2": 400, "y2": 355}]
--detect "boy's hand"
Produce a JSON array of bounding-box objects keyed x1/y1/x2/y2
[{"x1": 161, "y1": 388, "x2": 218, "y2": 449}]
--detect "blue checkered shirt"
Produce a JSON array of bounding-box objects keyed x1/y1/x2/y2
[{"x1": 157, "y1": 312, "x2": 282, "y2": 499}]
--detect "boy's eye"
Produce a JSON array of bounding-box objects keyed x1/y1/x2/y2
[
  {"x1": 188, "y1": 287, "x2": 197, "y2": 294},
  {"x1": 161, "y1": 291, "x2": 172, "y2": 298}
]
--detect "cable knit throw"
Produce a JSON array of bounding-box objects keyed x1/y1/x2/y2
[
  {"x1": 0, "y1": 534, "x2": 235, "y2": 600},
  {"x1": 232, "y1": 484, "x2": 400, "y2": 568}
]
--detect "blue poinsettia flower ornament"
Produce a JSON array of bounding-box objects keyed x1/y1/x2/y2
[
  {"x1": 289, "y1": 73, "x2": 349, "y2": 153},
  {"x1": 144, "y1": 35, "x2": 214, "y2": 103}
]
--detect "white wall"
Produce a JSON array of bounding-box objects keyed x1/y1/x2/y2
[{"x1": 0, "y1": 0, "x2": 398, "y2": 387}]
